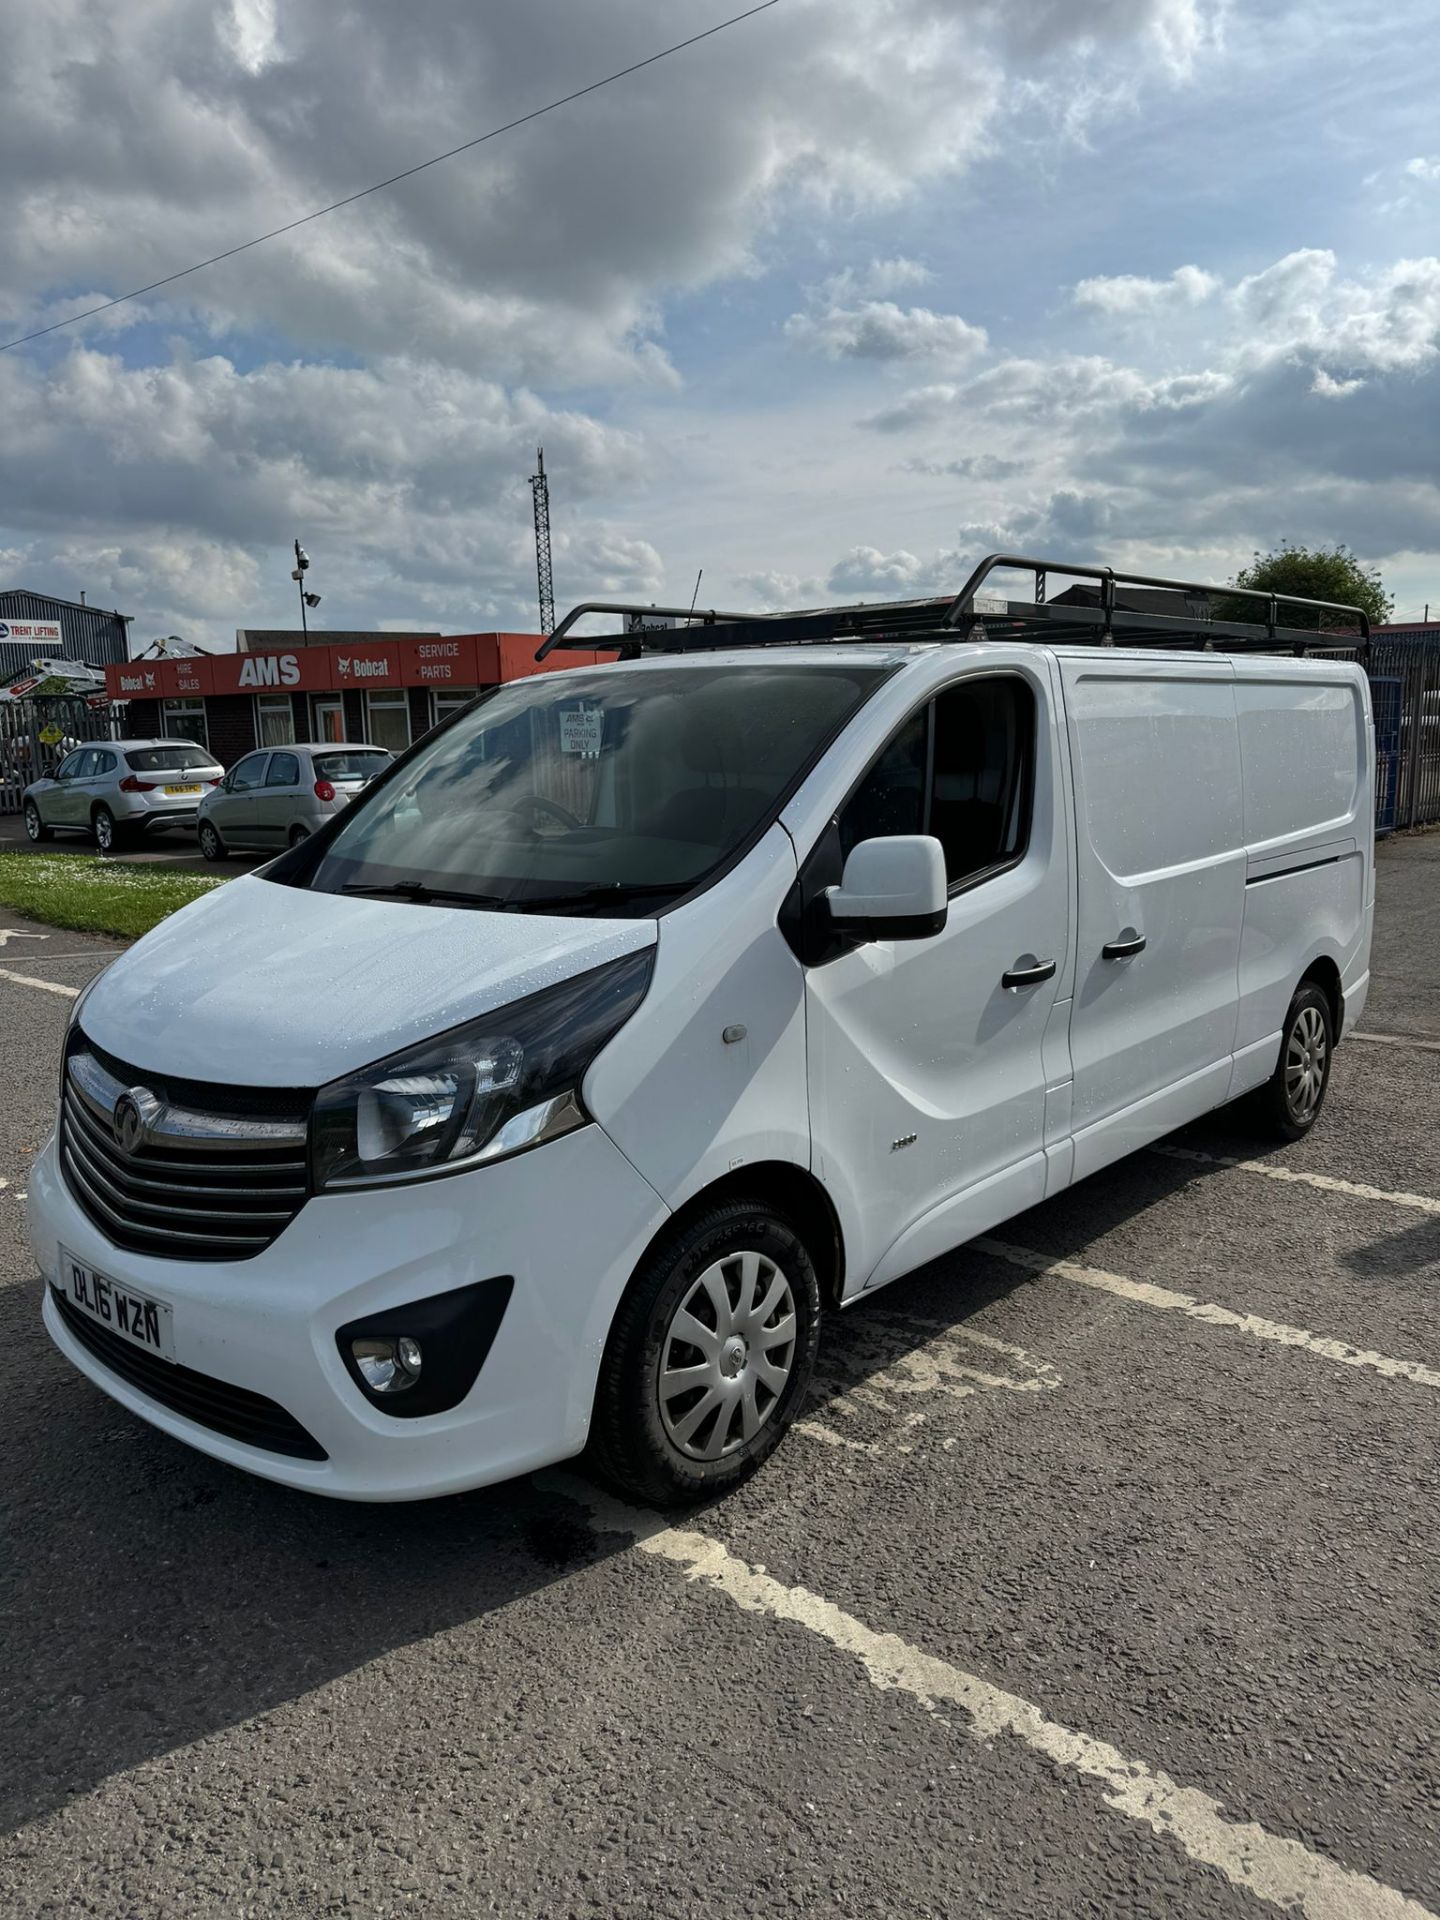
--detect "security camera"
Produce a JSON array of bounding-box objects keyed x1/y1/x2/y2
[{"x1": 294, "y1": 543, "x2": 310, "y2": 571}]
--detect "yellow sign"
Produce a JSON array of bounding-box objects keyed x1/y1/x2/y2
[{"x1": 38, "y1": 724, "x2": 63, "y2": 746}]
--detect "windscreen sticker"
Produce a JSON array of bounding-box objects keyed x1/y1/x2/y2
[{"x1": 560, "y1": 707, "x2": 604, "y2": 756}]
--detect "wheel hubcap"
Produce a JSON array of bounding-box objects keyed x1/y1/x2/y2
[
  {"x1": 658, "y1": 1250, "x2": 797, "y2": 1461},
  {"x1": 1285, "y1": 1005, "x2": 1328, "y2": 1121}
]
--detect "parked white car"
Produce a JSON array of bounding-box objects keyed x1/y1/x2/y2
[
  {"x1": 24, "y1": 738, "x2": 224, "y2": 850},
  {"x1": 197, "y1": 743, "x2": 392, "y2": 858},
  {"x1": 29, "y1": 564, "x2": 1374, "y2": 1507}
]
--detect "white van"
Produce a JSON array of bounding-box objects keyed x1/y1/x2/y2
[{"x1": 30, "y1": 561, "x2": 1375, "y2": 1506}]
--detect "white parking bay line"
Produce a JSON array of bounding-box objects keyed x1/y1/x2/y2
[
  {"x1": 1350, "y1": 1031, "x2": 1440, "y2": 1055},
  {"x1": 0, "y1": 967, "x2": 80, "y2": 999},
  {"x1": 1153, "y1": 1144, "x2": 1440, "y2": 1218},
  {"x1": 554, "y1": 1480, "x2": 1435, "y2": 1920},
  {"x1": 978, "y1": 1240, "x2": 1440, "y2": 1391}
]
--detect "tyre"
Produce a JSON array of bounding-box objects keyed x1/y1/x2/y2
[
  {"x1": 1249, "y1": 982, "x2": 1334, "y2": 1142},
  {"x1": 288, "y1": 825, "x2": 310, "y2": 848},
  {"x1": 198, "y1": 821, "x2": 228, "y2": 862},
  {"x1": 24, "y1": 802, "x2": 51, "y2": 842},
  {"x1": 92, "y1": 805, "x2": 120, "y2": 853},
  {"x1": 588, "y1": 1198, "x2": 822, "y2": 1507}
]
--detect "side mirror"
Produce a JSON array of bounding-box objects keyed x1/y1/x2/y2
[{"x1": 824, "y1": 835, "x2": 948, "y2": 941}]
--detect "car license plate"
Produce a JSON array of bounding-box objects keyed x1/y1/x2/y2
[
  {"x1": 59, "y1": 1250, "x2": 175, "y2": 1362},
  {"x1": 164, "y1": 784, "x2": 202, "y2": 796}
]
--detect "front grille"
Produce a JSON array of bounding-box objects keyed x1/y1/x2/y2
[
  {"x1": 52, "y1": 1287, "x2": 327, "y2": 1461},
  {"x1": 60, "y1": 1032, "x2": 312, "y2": 1262}
]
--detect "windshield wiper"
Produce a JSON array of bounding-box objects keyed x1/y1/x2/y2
[
  {"x1": 526, "y1": 881, "x2": 683, "y2": 911},
  {"x1": 338, "y1": 881, "x2": 518, "y2": 909}
]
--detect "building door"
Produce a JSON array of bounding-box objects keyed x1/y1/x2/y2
[{"x1": 313, "y1": 698, "x2": 345, "y2": 744}]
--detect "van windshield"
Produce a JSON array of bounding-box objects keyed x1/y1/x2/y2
[{"x1": 302, "y1": 663, "x2": 886, "y2": 915}]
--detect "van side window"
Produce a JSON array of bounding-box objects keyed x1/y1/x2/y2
[
  {"x1": 837, "y1": 708, "x2": 926, "y2": 858},
  {"x1": 836, "y1": 677, "x2": 1034, "y2": 888},
  {"x1": 929, "y1": 677, "x2": 1033, "y2": 886}
]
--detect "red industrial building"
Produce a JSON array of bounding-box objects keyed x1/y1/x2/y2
[{"x1": 103, "y1": 629, "x2": 611, "y2": 766}]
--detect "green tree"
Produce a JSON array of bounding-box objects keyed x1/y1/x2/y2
[{"x1": 1214, "y1": 543, "x2": 1392, "y2": 631}]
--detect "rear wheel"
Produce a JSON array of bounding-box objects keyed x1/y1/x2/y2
[
  {"x1": 92, "y1": 805, "x2": 120, "y2": 853},
  {"x1": 588, "y1": 1199, "x2": 821, "y2": 1507},
  {"x1": 198, "y1": 820, "x2": 227, "y2": 863},
  {"x1": 288, "y1": 825, "x2": 309, "y2": 848},
  {"x1": 1250, "y1": 982, "x2": 1334, "y2": 1141},
  {"x1": 24, "y1": 802, "x2": 51, "y2": 842}
]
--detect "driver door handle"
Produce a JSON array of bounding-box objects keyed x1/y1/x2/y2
[
  {"x1": 1102, "y1": 934, "x2": 1147, "y2": 959},
  {"x1": 1001, "y1": 957, "x2": 1057, "y2": 989}
]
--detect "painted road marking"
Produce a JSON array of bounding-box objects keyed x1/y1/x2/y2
[
  {"x1": 0, "y1": 929, "x2": 47, "y2": 949},
  {"x1": 800, "y1": 1316, "x2": 1060, "y2": 1455},
  {"x1": 979, "y1": 1240, "x2": 1440, "y2": 1391},
  {"x1": 0, "y1": 968, "x2": 80, "y2": 999},
  {"x1": 0, "y1": 950, "x2": 116, "y2": 964},
  {"x1": 1153, "y1": 1144, "x2": 1440, "y2": 1217},
  {"x1": 1351, "y1": 1031, "x2": 1440, "y2": 1055},
  {"x1": 555, "y1": 1480, "x2": 1435, "y2": 1920}
]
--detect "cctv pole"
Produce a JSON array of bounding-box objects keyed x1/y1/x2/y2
[{"x1": 294, "y1": 538, "x2": 309, "y2": 635}]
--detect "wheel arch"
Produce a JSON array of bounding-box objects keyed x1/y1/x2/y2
[
  {"x1": 1298, "y1": 954, "x2": 1344, "y2": 1037},
  {"x1": 637, "y1": 1160, "x2": 846, "y2": 1309}
]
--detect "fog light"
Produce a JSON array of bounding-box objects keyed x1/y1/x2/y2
[{"x1": 350, "y1": 1335, "x2": 423, "y2": 1394}]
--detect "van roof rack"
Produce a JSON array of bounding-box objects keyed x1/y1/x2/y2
[{"x1": 536, "y1": 555, "x2": 1370, "y2": 664}]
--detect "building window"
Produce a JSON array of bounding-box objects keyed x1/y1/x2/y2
[
  {"x1": 432, "y1": 688, "x2": 479, "y2": 729},
  {"x1": 163, "y1": 698, "x2": 208, "y2": 748},
  {"x1": 256, "y1": 692, "x2": 296, "y2": 746},
  {"x1": 366, "y1": 690, "x2": 411, "y2": 753}
]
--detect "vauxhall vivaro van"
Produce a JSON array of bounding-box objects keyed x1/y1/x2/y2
[{"x1": 32, "y1": 558, "x2": 1375, "y2": 1505}]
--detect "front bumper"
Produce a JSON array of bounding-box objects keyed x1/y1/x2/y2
[{"x1": 32, "y1": 1124, "x2": 667, "y2": 1501}]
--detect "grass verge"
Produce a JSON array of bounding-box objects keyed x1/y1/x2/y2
[{"x1": 0, "y1": 853, "x2": 227, "y2": 941}]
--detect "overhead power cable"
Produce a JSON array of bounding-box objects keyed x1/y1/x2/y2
[{"x1": 0, "y1": 1, "x2": 780, "y2": 355}]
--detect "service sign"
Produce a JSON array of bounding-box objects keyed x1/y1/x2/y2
[{"x1": 406, "y1": 635, "x2": 478, "y2": 686}]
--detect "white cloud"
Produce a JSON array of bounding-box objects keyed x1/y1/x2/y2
[
  {"x1": 819, "y1": 257, "x2": 934, "y2": 303},
  {"x1": 1405, "y1": 157, "x2": 1440, "y2": 182},
  {"x1": 1073, "y1": 263, "x2": 1220, "y2": 312},
  {"x1": 785, "y1": 299, "x2": 989, "y2": 366},
  {"x1": 1311, "y1": 369, "x2": 1365, "y2": 398}
]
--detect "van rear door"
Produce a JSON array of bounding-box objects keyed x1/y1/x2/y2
[{"x1": 1059, "y1": 656, "x2": 1245, "y2": 1178}]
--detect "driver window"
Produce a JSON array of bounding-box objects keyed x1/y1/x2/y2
[
  {"x1": 230, "y1": 754, "x2": 269, "y2": 792},
  {"x1": 55, "y1": 752, "x2": 85, "y2": 780}
]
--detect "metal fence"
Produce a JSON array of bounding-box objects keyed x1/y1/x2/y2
[
  {"x1": 0, "y1": 700, "x2": 117, "y2": 815},
  {"x1": 1369, "y1": 638, "x2": 1440, "y2": 832}
]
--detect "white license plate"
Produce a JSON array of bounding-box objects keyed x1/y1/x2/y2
[
  {"x1": 59, "y1": 1250, "x2": 175, "y2": 1362},
  {"x1": 164, "y1": 784, "x2": 202, "y2": 796}
]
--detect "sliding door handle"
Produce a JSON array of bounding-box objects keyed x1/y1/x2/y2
[
  {"x1": 1102, "y1": 934, "x2": 1147, "y2": 960},
  {"x1": 1001, "y1": 957, "x2": 1057, "y2": 989}
]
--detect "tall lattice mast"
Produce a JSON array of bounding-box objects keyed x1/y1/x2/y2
[{"x1": 530, "y1": 446, "x2": 555, "y2": 636}]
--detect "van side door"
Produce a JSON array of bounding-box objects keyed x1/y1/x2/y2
[
  {"x1": 1058, "y1": 656, "x2": 1244, "y2": 1179},
  {"x1": 796, "y1": 655, "x2": 1073, "y2": 1293}
]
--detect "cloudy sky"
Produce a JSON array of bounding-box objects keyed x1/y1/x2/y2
[{"x1": 2, "y1": 0, "x2": 1438, "y2": 649}]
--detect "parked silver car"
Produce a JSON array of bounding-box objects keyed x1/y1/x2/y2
[
  {"x1": 23, "y1": 738, "x2": 224, "y2": 851},
  {"x1": 197, "y1": 742, "x2": 393, "y2": 859}
]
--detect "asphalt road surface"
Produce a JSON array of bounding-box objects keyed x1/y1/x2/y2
[{"x1": 1, "y1": 837, "x2": 1436, "y2": 1919}]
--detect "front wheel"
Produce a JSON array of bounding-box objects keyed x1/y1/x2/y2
[
  {"x1": 198, "y1": 821, "x2": 227, "y2": 863},
  {"x1": 24, "y1": 802, "x2": 51, "y2": 842},
  {"x1": 1250, "y1": 983, "x2": 1334, "y2": 1141},
  {"x1": 588, "y1": 1199, "x2": 821, "y2": 1507}
]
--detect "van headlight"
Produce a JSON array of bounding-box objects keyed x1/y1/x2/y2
[{"x1": 310, "y1": 948, "x2": 653, "y2": 1190}]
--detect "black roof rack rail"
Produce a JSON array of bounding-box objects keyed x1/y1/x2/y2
[{"x1": 537, "y1": 555, "x2": 1370, "y2": 663}]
